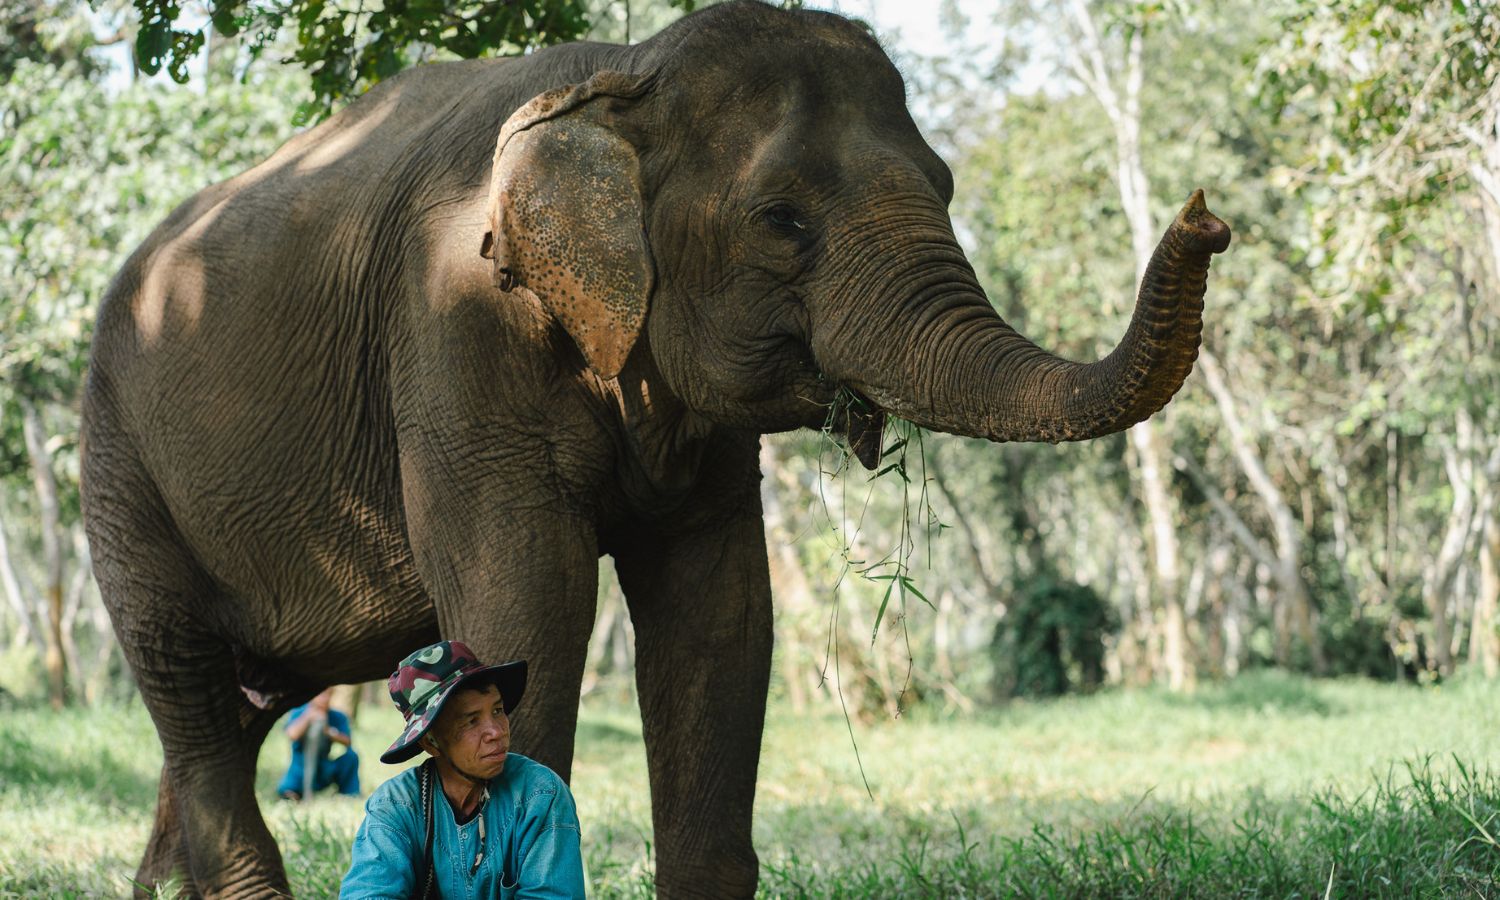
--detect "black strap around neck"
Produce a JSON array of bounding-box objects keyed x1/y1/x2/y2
[{"x1": 415, "y1": 760, "x2": 437, "y2": 900}]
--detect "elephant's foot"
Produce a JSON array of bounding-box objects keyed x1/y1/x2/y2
[
  {"x1": 133, "y1": 770, "x2": 196, "y2": 899},
  {"x1": 653, "y1": 851, "x2": 759, "y2": 900},
  {"x1": 134, "y1": 839, "x2": 194, "y2": 899},
  {"x1": 189, "y1": 845, "x2": 292, "y2": 900},
  {"x1": 130, "y1": 654, "x2": 293, "y2": 898},
  {"x1": 137, "y1": 793, "x2": 290, "y2": 900}
]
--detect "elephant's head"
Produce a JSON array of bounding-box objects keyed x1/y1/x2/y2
[{"x1": 481, "y1": 1, "x2": 1230, "y2": 466}]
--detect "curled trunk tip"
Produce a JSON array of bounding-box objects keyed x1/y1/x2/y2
[
  {"x1": 1179, "y1": 189, "x2": 1231, "y2": 255},
  {"x1": 824, "y1": 189, "x2": 1230, "y2": 449}
]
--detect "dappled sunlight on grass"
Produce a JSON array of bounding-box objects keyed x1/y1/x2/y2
[
  {"x1": 3, "y1": 672, "x2": 1499, "y2": 896},
  {"x1": 0, "y1": 704, "x2": 159, "y2": 896}
]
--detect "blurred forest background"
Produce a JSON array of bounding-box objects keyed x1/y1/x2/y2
[{"x1": 3, "y1": 0, "x2": 1499, "y2": 717}]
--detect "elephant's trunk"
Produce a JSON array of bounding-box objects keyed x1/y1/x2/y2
[{"x1": 824, "y1": 191, "x2": 1229, "y2": 447}]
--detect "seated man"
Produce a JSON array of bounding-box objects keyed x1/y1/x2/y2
[
  {"x1": 277, "y1": 687, "x2": 360, "y2": 800},
  {"x1": 340, "y1": 640, "x2": 585, "y2": 899}
]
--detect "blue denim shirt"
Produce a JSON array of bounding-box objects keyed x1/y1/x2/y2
[{"x1": 340, "y1": 753, "x2": 585, "y2": 899}]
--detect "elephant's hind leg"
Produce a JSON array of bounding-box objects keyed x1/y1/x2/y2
[
  {"x1": 120, "y1": 581, "x2": 297, "y2": 898},
  {"x1": 88, "y1": 469, "x2": 290, "y2": 897},
  {"x1": 119, "y1": 616, "x2": 292, "y2": 898},
  {"x1": 133, "y1": 683, "x2": 296, "y2": 898}
]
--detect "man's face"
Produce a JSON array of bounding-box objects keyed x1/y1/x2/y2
[{"x1": 428, "y1": 683, "x2": 510, "y2": 779}]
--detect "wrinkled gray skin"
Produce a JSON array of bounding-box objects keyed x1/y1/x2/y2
[{"x1": 81, "y1": 2, "x2": 1229, "y2": 896}]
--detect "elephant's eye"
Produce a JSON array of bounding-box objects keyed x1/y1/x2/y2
[{"x1": 762, "y1": 203, "x2": 806, "y2": 236}]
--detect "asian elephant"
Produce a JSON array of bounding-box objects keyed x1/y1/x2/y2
[{"x1": 80, "y1": 1, "x2": 1229, "y2": 896}]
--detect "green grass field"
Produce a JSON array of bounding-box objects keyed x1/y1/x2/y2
[{"x1": 3, "y1": 672, "x2": 1499, "y2": 897}]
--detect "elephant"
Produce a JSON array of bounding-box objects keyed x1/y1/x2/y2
[{"x1": 80, "y1": 1, "x2": 1229, "y2": 896}]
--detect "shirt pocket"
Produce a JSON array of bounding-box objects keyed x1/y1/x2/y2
[{"x1": 498, "y1": 873, "x2": 519, "y2": 900}]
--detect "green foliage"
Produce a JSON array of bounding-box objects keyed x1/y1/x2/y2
[
  {"x1": 129, "y1": 0, "x2": 702, "y2": 122},
  {"x1": 991, "y1": 573, "x2": 1116, "y2": 700},
  {"x1": 0, "y1": 38, "x2": 298, "y2": 494},
  {"x1": 1254, "y1": 0, "x2": 1500, "y2": 355},
  {"x1": 1307, "y1": 560, "x2": 1402, "y2": 680},
  {"x1": 0, "y1": 0, "x2": 104, "y2": 81},
  {"x1": 0, "y1": 644, "x2": 46, "y2": 705}
]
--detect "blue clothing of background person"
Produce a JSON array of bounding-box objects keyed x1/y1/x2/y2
[{"x1": 277, "y1": 688, "x2": 360, "y2": 799}]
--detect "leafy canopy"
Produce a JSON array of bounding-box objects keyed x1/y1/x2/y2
[{"x1": 130, "y1": 0, "x2": 704, "y2": 121}]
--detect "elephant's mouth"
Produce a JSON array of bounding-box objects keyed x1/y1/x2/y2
[
  {"x1": 780, "y1": 336, "x2": 882, "y2": 468},
  {"x1": 787, "y1": 340, "x2": 886, "y2": 469},
  {"x1": 827, "y1": 388, "x2": 886, "y2": 471}
]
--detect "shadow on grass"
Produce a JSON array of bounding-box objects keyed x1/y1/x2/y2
[
  {"x1": 0, "y1": 731, "x2": 159, "y2": 811},
  {"x1": 1169, "y1": 669, "x2": 1340, "y2": 717},
  {"x1": 575, "y1": 719, "x2": 641, "y2": 746},
  {"x1": 1, "y1": 860, "x2": 146, "y2": 898}
]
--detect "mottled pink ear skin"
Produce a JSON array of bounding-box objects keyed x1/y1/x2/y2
[{"x1": 481, "y1": 74, "x2": 654, "y2": 381}]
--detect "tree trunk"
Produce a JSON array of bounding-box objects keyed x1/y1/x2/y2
[
  {"x1": 59, "y1": 555, "x2": 85, "y2": 705},
  {"x1": 760, "y1": 441, "x2": 817, "y2": 713},
  {"x1": 1114, "y1": 506, "x2": 1154, "y2": 686},
  {"x1": 330, "y1": 683, "x2": 361, "y2": 721},
  {"x1": 0, "y1": 514, "x2": 43, "y2": 653},
  {"x1": 1470, "y1": 448, "x2": 1500, "y2": 678},
  {"x1": 1465, "y1": 94, "x2": 1500, "y2": 678},
  {"x1": 205, "y1": 26, "x2": 238, "y2": 85},
  {"x1": 582, "y1": 564, "x2": 634, "y2": 699},
  {"x1": 930, "y1": 588, "x2": 973, "y2": 711},
  {"x1": 1203, "y1": 536, "x2": 1233, "y2": 678},
  {"x1": 87, "y1": 592, "x2": 116, "y2": 705},
  {"x1": 1322, "y1": 449, "x2": 1380, "y2": 612},
  {"x1": 1197, "y1": 352, "x2": 1325, "y2": 672},
  {"x1": 1066, "y1": 4, "x2": 1193, "y2": 690},
  {"x1": 926, "y1": 445, "x2": 1006, "y2": 593},
  {"x1": 20, "y1": 397, "x2": 67, "y2": 709},
  {"x1": 1421, "y1": 421, "x2": 1477, "y2": 677},
  {"x1": 1386, "y1": 428, "x2": 1401, "y2": 591},
  {"x1": 1130, "y1": 422, "x2": 1191, "y2": 690},
  {"x1": 1475, "y1": 504, "x2": 1500, "y2": 678}
]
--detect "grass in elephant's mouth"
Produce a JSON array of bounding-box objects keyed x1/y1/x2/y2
[{"x1": 2, "y1": 672, "x2": 1499, "y2": 898}]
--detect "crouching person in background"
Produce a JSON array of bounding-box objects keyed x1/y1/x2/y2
[
  {"x1": 278, "y1": 687, "x2": 360, "y2": 800},
  {"x1": 340, "y1": 640, "x2": 585, "y2": 899}
]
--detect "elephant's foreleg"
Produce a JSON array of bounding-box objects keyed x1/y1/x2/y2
[
  {"x1": 416, "y1": 509, "x2": 601, "y2": 780},
  {"x1": 614, "y1": 509, "x2": 773, "y2": 899}
]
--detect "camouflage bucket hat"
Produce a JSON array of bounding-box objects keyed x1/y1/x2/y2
[{"x1": 380, "y1": 640, "x2": 527, "y2": 764}]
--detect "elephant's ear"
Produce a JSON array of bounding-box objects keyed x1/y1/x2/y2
[{"x1": 481, "y1": 71, "x2": 655, "y2": 381}]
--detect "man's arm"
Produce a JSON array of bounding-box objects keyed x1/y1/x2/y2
[
  {"x1": 327, "y1": 710, "x2": 353, "y2": 747},
  {"x1": 513, "y1": 777, "x2": 586, "y2": 900},
  {"x1": 285, "y1": 705, "x2": 324, "y2": 742}
]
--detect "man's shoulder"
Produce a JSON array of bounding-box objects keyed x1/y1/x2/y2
[
  {"x1": 496, "y1": 754, "x2": 572, "y2": 804},
  {"x1": 496, "y1": 754, "x2": 580, "y2": 832},
  {"x1": 510, "y1": 753, "x2": 567, "y2": 780},
  {"x1": 504, "y1": 753, "x2": 573, "y2": 792},
  {"x1": 366, "y1": 765, "x2": 422, "y2": 819}
]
